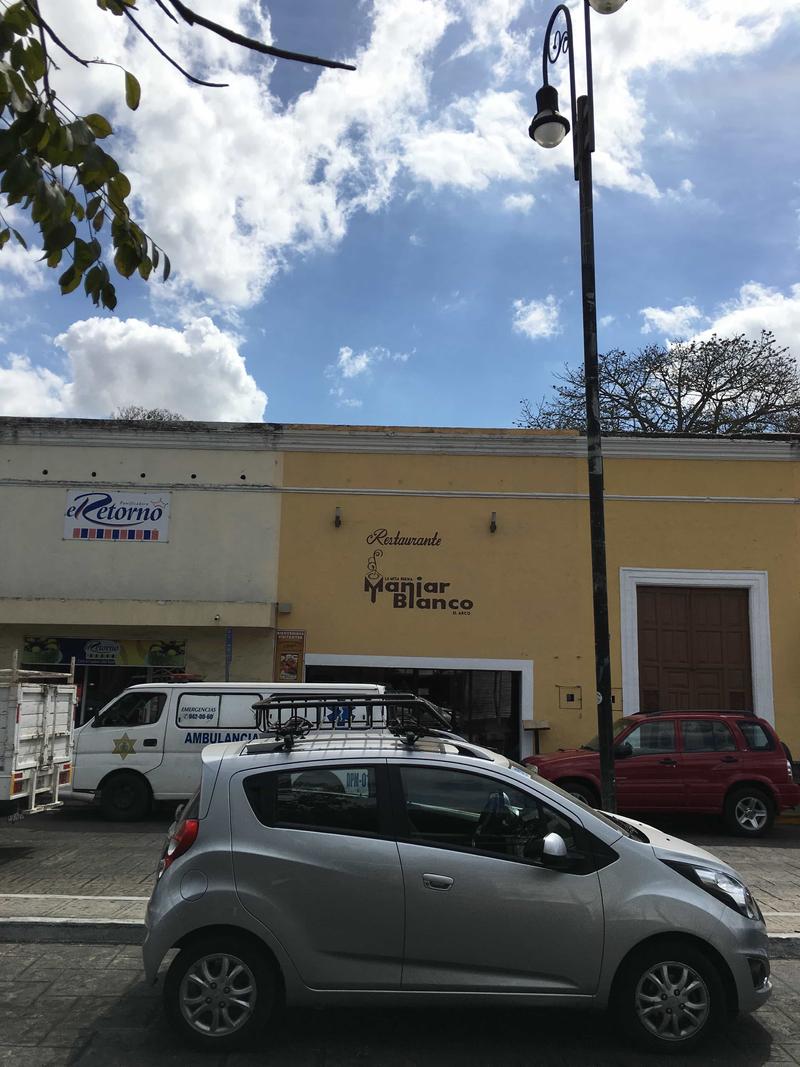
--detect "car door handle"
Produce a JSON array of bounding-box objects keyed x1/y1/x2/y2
[
  {"x1": 658, "y1": 758, "x2": 677, "y2": 766},
  {"x1": 720, "y1": 756, "x2": 739, "y2": 763},
  {"x1": 422, "y1": 874, "x2": 454, "y2": 891},
  {"x1": 143, "y1": 738, "x2": 158, "y2": 748}
]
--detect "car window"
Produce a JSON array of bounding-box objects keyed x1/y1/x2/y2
[
  {"x1": 397, "y1": 766, "x2": 582, "y2": 866},
  {"x1": 738, "y1": 721, "x2": 775, "y2": 752},
  {"x1": 244, "y1": 765, "x2": 380, "y2": 836},
  {"x1": 93, "y1": 692, "x2": 166, "y2": 728},
  {"x1": 176, "y1": 694, "x2": 220, "y2": 729},
  {"x1": 622, "y1": 720, "x2": 676, "y2": 755},
  {"x1": 218, "y1": 692, "x2": 263, "y2": 728},
  {"x1": 680, "y1": 719, "x2": 737, "y2": 753}
]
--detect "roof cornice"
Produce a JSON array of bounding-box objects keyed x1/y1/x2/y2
[{"x1": 0, "y1": 418, "x2": 797, "y2": 461}]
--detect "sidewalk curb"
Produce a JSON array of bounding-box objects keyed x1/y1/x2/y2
[{"x1": 0, "y1": 918, "x2": 144, "y2": 945}]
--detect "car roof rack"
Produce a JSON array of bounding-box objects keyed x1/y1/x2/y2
[
  {"x1": 248, "y1": 691, "x2": 465, "y2": 752},
  {"x1": 632, "y1": 708, "x2": 756, "y2": 718}
]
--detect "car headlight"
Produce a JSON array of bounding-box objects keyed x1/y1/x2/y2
[{"x1": 664, "y1": 860, "x2": 762, "y2": 921}]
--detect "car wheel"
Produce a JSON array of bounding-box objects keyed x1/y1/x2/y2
[
  {"x1": 164, "y1": 934, "x2": 276, "y2": 1051},
  {"x1": 99, "y1": 771, "x2": 151, "y2": 822},
  {"x1": 613, "y1": 940, "x2": 725, "y2": 1053},
  {"x1": 560, "y1": 780, "x2": 599, "y2": 807},
  {"x1": 724, "y1": 785, "x2": 774, "y2": 837}
]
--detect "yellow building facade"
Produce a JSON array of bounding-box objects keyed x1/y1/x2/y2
[{"x1": 1, "y1": 418, "x2": 797, "y2": 761}]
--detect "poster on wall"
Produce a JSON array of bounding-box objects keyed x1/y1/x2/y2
[
  {"x1": 22, "y1": 635, "x2": 186, "y2": 668},
  {"x1": 63, "y1": 490, "x2": 171, "y2": 542},
  {"x1": 274, "y1": 631, "x2": 306, "y2": 682}
]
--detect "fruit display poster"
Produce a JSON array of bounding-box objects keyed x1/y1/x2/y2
[
  {"x1": 23, "y1": 635, "x2": 186, "y2": 668},
  {"x1": 274, "y1": 631, "x2": 305, "y2": 682}
]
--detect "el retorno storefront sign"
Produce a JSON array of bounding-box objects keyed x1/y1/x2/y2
[{"x1": 362, "y1": 528, "x2": 474, "y2": 615}]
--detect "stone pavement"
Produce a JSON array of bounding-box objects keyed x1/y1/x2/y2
[{"x1": 1, "y1": 941, "x2": 800, "y2": 1066}]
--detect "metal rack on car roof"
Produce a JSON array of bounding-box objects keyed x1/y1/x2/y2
[{"x1": 248, "y1": 691, "x2": 467, "y2": 752}]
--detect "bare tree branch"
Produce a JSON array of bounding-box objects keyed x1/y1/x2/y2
[
  {"x1": 167, "y1": 0, "x2": 357, "y2": 71},
  {"x1": 123, "y1": 8, "x2": 228, "y2": 88}
]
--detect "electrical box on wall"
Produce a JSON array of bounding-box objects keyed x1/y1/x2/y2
[{"x1": 557, "y1": 685, "x2": 582, "y2": 710}]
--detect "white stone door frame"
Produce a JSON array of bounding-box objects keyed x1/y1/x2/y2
[
  {"x1": 304, "y1": 653, "x2": 535, "y2": 758},
  {"x1": 619, "y1": 568, "x2": 774, "y2": 723}
]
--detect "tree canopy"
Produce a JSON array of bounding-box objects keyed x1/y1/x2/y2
[
  {"x1": 517, "y1": 331, "x2": 800, "y2": 435},
  {"x1": 111, "y1": 405, "x2": 184, "y2": 422},
  {"x1": 0, "y1": 0, "x2": 353, "y2": 310}
]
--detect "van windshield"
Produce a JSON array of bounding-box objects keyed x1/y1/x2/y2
[{"x1": 94, "y1": 692, "x2": 166, "y2": 728}]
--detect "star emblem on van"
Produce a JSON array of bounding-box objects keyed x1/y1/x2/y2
[{"x1": 112, "y1": 733, "x2": 136, "y2": 760}]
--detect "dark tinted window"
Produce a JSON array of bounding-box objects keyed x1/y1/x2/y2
[
  {"x1": 94, "y1": 692, "x2": 166, "y2": 728},
  {"x1": 738, "y1": 722, "x2": 774, "y2": 751},
  {"x1": 680, "y1": 720, "x2": 737, "y2": 753},
  {"x1": 244, "y1": 766, "x2": 379, "y2": 836},
  {"x1": 623, "y1": 720, "x2": 676, "y2": 755},
  {"x1": 398, "y1": 767, "x2": 582, "y2": 865}
]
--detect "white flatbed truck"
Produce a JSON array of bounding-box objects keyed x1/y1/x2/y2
[{"x1": 0, "y1": 652, "x2": 76, "y2": 816}]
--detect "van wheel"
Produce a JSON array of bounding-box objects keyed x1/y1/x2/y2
[
  {"x1": 613, "y1": 940, "x2": 725, "y2": 1053},
  {"x1": 164, "y1": 933, "x2": 276, "y2": 1051},
  {"x1": 559, "y1": 780, "x2": 599, "y2": 807},
  {"x1": 724, "y1": 785, "x2": 774, "y2": 837},
  {"x1": 99, "y1": 772, "x2": 151, "y2": 821}
]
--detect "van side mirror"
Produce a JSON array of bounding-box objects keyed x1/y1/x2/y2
[
  {"x1": 615, "y1": 742, "x2": 633, "y2": 760},
  {"x1": 541, "y1": 832, "x2": 568, "y2": 866}
]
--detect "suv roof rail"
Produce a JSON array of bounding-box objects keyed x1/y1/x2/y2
[
  {"x1": 633, "y1": 707, "x2": 756, "y2": 718},
  {"x1": 249, "y1": 691, "x2": 463, "y2": 750}
]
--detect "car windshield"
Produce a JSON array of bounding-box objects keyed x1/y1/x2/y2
[
  {"x1": 581, "y1": 719, "x2": 628, "y2": 751},
  {"x1": 506, "y1": 759, "x2": 648, "y2": 841}
]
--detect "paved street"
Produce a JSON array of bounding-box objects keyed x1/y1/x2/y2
[{"x1": 0, "y1": 941, "x2": 798, "y2": 1066}]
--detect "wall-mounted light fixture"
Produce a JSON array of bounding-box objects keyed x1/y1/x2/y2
[
  {"x1": 334, "y1": 507, "x2": 342, "y2": 528},
  {"x1": 489, "y1": 511, "x2": 497, "y2": 533}
]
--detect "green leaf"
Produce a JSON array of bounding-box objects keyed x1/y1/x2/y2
[
  {"x1": 92, "y1": 208, "x2": 105, "y2": 232},
  {"x1": 114, "y1": 242, "x2": 139, "y2": 278},
  {"x1": 84, "y1": 113, "x2": 113, "y2": 139},
  {"x1": 124, "y1": 70, "x2": 141, "y2": 111},
  {"x1": 68, "y1": 119, "x2": 95, "y2": 148},
  {"x1": 22, "y1": 39, "x2": 45, "y2": 83},
  {"x1": 46, "y1": 248, "x2": 62, "y2": 268},
  {"x1": 58, "y1": 264, "x2": 82, "y2": 295},
  {"x1": 151, "y1": 245, "x2": 159, "y2": 270},
  {"x1": 11, "y1": 228, "x2": 27, "y2": 249},
  {"x1": 86, "y1": 195, "x2": 103, "y2": 221},
  {"x1": 42, "y1": 221, "x2": 76, "y2": 252},
  {"x1": 101, "y1": 282, "x2": 117, "y2": 310},
  {"x1": 137, "y1": 255, "x2": 152, "y2": 281},
  {"x1": 2, "y1": 3, "x2": 33, "y2": 34},
  {"x1": 162, "y1": 253, "x2": 171, "y2": 282},
  {"x1": 0, "y1": 228, "x2": 9, "y2": 249}
]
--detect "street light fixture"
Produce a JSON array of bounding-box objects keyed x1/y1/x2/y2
[{"x1": 529, "y1": 0, "x2": 628, "y2": 813}]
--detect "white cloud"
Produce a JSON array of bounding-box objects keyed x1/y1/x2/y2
[
  {"x1": 640, "y1": 303, "x2": 705, "y2": 337},
  {"x1": 503, "y1": 192, "x2": 535, "y2": 213},
  {"x1": 0, "y1": 317, "x2": 266, "y2": 420},
  {"x1": 0, "y1": 241, "x2": 47, "y2": 300},
  {"x1": 512, "y1": 295, "x2": 561, "y2": 340},
  {"x1": 695, "y1": 283, "x2": 800, "y2": 354},
  {"x1": 326, "y1": 344, "x2": 411, "y2": 405},
  {"x1": 599, "y1": 314, "x2": 616, "y2": 328}
]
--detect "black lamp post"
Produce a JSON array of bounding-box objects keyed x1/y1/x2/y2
[{"x1": 529, "y1": 0, "x2": 627, "y2": 812}]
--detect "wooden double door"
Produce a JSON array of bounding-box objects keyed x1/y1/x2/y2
[{"x1": 637, "y1": 586, "x2": 753, "y2": 713}]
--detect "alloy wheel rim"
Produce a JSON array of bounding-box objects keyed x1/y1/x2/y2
[
  {"x1": 179, "y1": 952, "x2": 256, "y2": 1036},
  {"x1": 635, "y1": 960, "x2": 710, "y2": 1042},
  {"x1": 735, "y1": 796, "x2": 768, "y2": 831}
]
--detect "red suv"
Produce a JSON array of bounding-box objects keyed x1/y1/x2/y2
[{"x1": 524, "y1": 710, "x2": 800, "y2": 836}]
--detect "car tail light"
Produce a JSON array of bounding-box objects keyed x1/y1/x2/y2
[
  {"x1": 58, "y1": 763, "x2": 72, "y2": 785},
  {"x1": 10, "y1": 772, "x2": 24, "y2": 795},
  {"x1": 157, "y1": 816, "x2": 199, "y2": 878},
  {"x1": 787, "y1": 759, "x2": 795, "y2": 782}
]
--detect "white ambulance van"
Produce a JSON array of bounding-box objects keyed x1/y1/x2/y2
[{"x1": 68, "y1": 682, "x2": 385, "y2": 820}]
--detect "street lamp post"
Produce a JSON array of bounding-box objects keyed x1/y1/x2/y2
[{"x1": 529, "y1": 0, "x2": 627, "y2": 812}]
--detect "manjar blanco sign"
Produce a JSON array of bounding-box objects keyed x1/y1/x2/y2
[{"x1": 64, "y1": 490, "x2": 171, "y2": 542}]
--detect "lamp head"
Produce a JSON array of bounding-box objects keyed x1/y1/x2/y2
[
  {"x1": 529, "y1": 84, "x2": 569, "y2": 149},
  {"x1": 587, "y1": 0, "x2": 627, "y2": 12}
]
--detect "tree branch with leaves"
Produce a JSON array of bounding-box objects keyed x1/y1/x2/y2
[
  {"x1": 0, "y1": 0, "x2": 354, "y2": 310},
  {"x1": 517, "y1": 332, "x2": 800, "y2": 435}
]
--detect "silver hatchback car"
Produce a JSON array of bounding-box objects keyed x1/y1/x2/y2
[{"x1": 143, "y1": 728, "x2": 771, "y2": 1054}]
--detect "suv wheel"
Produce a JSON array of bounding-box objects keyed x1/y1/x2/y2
[
  {"x1": 164, "y1": 934, "x2": 276, "y2": 1050},
  {"x1": 560, "y1": 780, "x2": 599, "y2": 807},
  {"x1": 99, "y1": 772, "x2": 151, "y2": 822},
  {"x1": 724, "y1": 785, "x2": 774, "y2": 837},
  {"x1": 613, "y1": 940, "x2": 724, "y2": 1053}
]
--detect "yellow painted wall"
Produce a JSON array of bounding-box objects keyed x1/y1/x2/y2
[{"x1": 277, "y1": 442, "x2": 800, "y2": 753}]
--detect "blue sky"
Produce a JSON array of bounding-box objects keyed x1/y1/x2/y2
[{"x1": 1, "y1": 0, "x2": 799, "y2": 427}]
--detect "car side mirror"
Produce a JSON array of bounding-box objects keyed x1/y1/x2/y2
[
  {"x1": 614, "y1": 742, "x2": 633, "y2": 760},
  {"x1": 541, "y1": 832, "x2": 568, "y2": 865}
]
